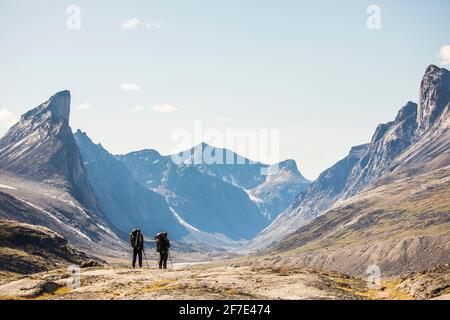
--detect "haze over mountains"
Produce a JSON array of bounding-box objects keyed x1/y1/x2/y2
[{"x1": 0, "y1": 65, "x2": 448, "y2": 278}]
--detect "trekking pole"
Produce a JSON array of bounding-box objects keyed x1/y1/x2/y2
[
  {"x1": 142, "y1": 248, "x2": 150, "y2": 269},
  {"x1": 168, "y1": 251, "x2": 174, "y2": 270}
]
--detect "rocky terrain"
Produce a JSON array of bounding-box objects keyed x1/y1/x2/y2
[
  {"x1": 0, "y1": 219, "x2": 92, "y2": 276},
  {"x1": 0, "y1": 260, "x2": 447, "y2": 300}
]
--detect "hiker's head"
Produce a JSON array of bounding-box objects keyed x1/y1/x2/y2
[{"x1": 163, "y1": 232, "x2": 168, "y2": 238}]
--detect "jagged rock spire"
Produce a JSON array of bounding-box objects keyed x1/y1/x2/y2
[{"x1": 418, "y1": 65, "x2": 450, "y2": 131}]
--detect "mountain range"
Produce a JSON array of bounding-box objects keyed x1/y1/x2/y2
[
  {"x1": 246, "y1": 65, "x2": 450, "y2": 260},
  {"x1": 0, "y1": 65, "x2": 448, "y2": 274},
  {"x1": 115, "y1": 142, "x2": 310, "y2": 245},
  {"x1": 0, "y1": 90, "x2": 310, "y2": 252}
]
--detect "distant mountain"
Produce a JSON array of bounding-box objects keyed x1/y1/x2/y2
[
  {"x1": 117, "y1": 142, "x2": 311, "y2": 243},
  {"x1": 245, "y1": 144, "x2": 368, "y2": 250},
  {"x1": 118, "y1": 147, "x2": 269, "y2": 241},
  {"x1": 119, "y1": 143, "x2": 310, "y2": 231},
  {"x1": 0, "y1": 91, "x2": 124, "y2": 254},
  {"x1": 74, "y1": 130, "x2": 188, "y2": 240},
  {"x1": 173, "y1": 143, "x2": 311, "y2": 220},
  {"x1": 247, "y1": 160, "x2": 310, "y2": 220},
  {"x1": 248, "y1": 65, "x2": 450, "y2": 251},
  {"x1": 176, "y1": 143, "x2": 269, "y2": 189}
]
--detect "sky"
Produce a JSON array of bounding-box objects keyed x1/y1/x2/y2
[{"x1": 0, "y1": 0, "x2": 449, "y2": 180}]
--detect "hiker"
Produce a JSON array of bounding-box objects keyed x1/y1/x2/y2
[
  {"x1": 130, "y1": 228, "x2": 144, "y2": 268},
  {"x1": 155, "y1": 232, "x2": 171, "y2": 269}
]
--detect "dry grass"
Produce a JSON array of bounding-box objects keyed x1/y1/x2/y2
[
  {"x1": 142, "y1": 279, "x2": 177, "y2": 292},
  {"x1": 324, "y1": 274, "x2": 414, "y2": 300},
  {"x1": 277, "y1": 167, "x2": 450, "y2": 254}
]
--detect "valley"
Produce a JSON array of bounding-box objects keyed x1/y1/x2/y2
[{"x1": 0, "y1": 65, "x2": 449, "y2": 300}]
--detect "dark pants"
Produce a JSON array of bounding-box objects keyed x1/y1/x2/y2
[
  {"x1": 159, "y1": 251, "x2": 168, "y2": 269},
  {"x1": 132, "y1": 248, "x2": 143, "y2": 268}
]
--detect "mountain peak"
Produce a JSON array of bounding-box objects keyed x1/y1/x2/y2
[
  {"x1": 122, "y1": 149, "x2": 162, "y2": 161},
  {"x1": 74, "y1": 129, "x2": 94, "y2": 145},
  {"x1": 275, "y1": 159, "x2": 309, "y2": 182},
  {"x1": 425, "y1": 64, "x2": 441, "y2": 74},
  {"x1": 0, "y1": 90, "x2": 100, "y2": 213},
  {"x1": 48, "y1": 90, "x2": 71, "y2": 121},
  {"x1": 418, "y1": 65, "x2": 450, "y2": 131},
  {"x1": 395, "y1": 101, "x2": 418, "y2": 122},
  {"x1": 278, "y1": 159, "x2": 298, "y2": 172},
  {"x1": 194, "y1": 142, "x2": 213, "y2": 150},
  {"x1": 349, "y1": 144, "x2": 369, "y2": 157},
  {"x1": 75, "y1": 128, "x2": 86, "y2": 137},
  {"x1": 21, "y1": 90, "x2": 71, "y2": 123}
]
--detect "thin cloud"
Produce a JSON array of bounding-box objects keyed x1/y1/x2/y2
[
  {"x1": 75, "y1": 102, "x2": 93, "y2": 111},
  {"x1": 119, "y1": 83, "x2": 141, "y2": 92},
  {"x1": 0, "y1": 108, "x2": 17, "y2": 127},
  {"x1": 146, "y1": 20, "x2": 164, "y2": 29},
  {"x1": 152, "y1": 104, "x2": 179, "y2": 113},
  {"x1": 120, "y1": 18, "x2": 141, "y2": 30},
  {"x1": 439, "y1": 45, "x2": 450, "y2": 66}
]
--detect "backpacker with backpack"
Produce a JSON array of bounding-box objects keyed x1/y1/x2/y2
[
  {"x1": 130, "y1": 229, "x2": 144, "y2": 249},
  {"x1": 155, "y1": 232, "x2": 170, "y2": 253}
]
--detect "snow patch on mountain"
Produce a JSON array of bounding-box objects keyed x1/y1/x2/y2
[
  {"x1": 17, "y1": 198, "x2": 93, "y2": 242},
  {"x1": 0, "y1": 184, "x2": 16, "y2": 190},
  {"x1": 170, "y1": 207, "x2": 248, "y2": 250}
]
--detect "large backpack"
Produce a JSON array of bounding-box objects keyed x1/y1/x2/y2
[
  {"x1": 130, "y1": 229, "x2": 141, "y2": 248},
  {"x1": 155, "y1": 233, "x2": 168, "y2": 253}
]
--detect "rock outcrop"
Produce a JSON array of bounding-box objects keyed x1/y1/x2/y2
[{"x1": 0, "y1": 219, "x2": 92, "y2": 275}]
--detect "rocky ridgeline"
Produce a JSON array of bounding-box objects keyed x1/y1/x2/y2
[{"x1": 249, "y1": 65, "x2": 450, "y2": 250}]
